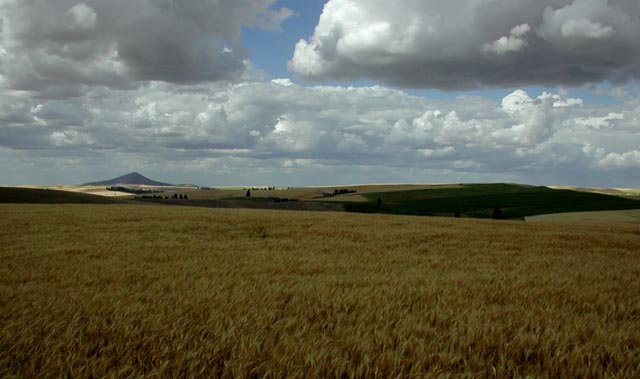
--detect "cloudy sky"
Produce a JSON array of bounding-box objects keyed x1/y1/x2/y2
[{"x1": 1, "y1": 0, "x2": 639, "y2": 187}]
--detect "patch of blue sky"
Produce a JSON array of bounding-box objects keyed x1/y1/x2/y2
[
  {"x1": 242, "y1": 0, "x2": 627, "y2": 106},
  {"x1": 241, "y1": 0, "x2": 326, "y2": 80}
]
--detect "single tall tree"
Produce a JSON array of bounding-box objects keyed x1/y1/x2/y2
[{"x1": 492, "y1": 203, "x2": 502, "y2": 220}]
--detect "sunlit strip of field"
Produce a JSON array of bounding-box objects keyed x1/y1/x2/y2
[
  {"x1": 550, "y1": 186, "x2": 640, "y2": 198},
  {"x1": 526, "y1": 209, "x2": 640, "y2": 224},
  {"x1": 2, "y1": 204, "x2": 639, "y2": 378},
  {"x1": 50, "y1": 186, "x2": 135, "y2": 197}
]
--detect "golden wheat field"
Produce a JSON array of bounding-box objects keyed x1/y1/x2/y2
[
  {"x1": 1, "y1": 204, "x2": 640, "y2": 378},
  {"x1": 526, "y1": 209, "x2": 640, "y2": 224}
]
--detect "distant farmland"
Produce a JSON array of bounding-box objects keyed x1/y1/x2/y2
[
  {"x1": 3, "y1": 183, "x2": 640, "y2": 220},
  {"x1": 2, "y1": 204, "x2": 640, "y2": 378},
  {"x1": 132, "y1": 183, "x2": 640, "y2": 219}
]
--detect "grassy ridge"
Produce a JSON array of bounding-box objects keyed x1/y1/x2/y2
[
  {"x1": 0, "y1": 187, "x2": 124, "y2": 204},
  {"x1": 2, "y1": 204, "x2": 640, "y2": 378},
  {"x1": 345, "y1": 184, "x2": 640, "y2": 219}
]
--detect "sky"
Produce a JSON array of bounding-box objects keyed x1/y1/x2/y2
[{"x1": 0, "y1": 0, "x2": 639, "y2": 187}]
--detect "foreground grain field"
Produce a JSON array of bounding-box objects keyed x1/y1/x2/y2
[{"x1": 1, "y1": 204, "x2": 639, "y2": 378}]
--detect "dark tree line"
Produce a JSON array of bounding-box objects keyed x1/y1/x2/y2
[
  {"x1": 135, "y1": 193, "x2": 189, "y2": 200},
  {"x1": 334, "y1": 189, "x2": 357, "y2": 195},
  {"x1": 108, "y1": 186, "x2": 163, "y2": 195}
]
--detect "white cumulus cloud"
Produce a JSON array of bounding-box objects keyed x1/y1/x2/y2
[
  {"x1": 483, "y1": 24, "x2": 531, "y2": 55},
  {"x1": 68, "y1": 3, "x2": 97, "y2": 30},
  {"x1": 290, "y1": 0, "x2": 640, "y2": 89},
  {"x1": 598, "y1": 150, "x2": 640, "y2": 169},
  {"x1": 1, "y1": 79, "x2": 639, "y2": 186}
]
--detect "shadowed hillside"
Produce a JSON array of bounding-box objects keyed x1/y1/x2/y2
[
  {"x1": 344, "y1": 183, "x2": 640, "y2": 219},
  {"x1": 0, "y1": 187, "x2": 125, "y2": 204}
]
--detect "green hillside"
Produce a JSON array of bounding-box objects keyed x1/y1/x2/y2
[{"x1": 344, "y1": 184, "x2": 640, "y2": 219}]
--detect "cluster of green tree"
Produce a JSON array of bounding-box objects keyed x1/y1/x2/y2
[
  {"x1": 136, "y1": 195, "x2": 164, "y2": 200},
  {"x1": 322, "y1": 189, "x2": 358, "y2": 197},
  {"x1": 246, "y1": 186, "x2": 291, "y2": 191},
  {"x1": 334, "y1": 189, "x2": 357, "y2": 195},
  {"x1": 107, "y1": 186, "x2": 163, "y2": 195},
  {"x1": 135, "y1": 193, "x2": 189, "y2": 200},
  {"x1": 267, "y1": 197, "x2": 299, "y2": 203}
]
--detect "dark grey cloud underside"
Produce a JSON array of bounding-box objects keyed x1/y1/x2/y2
[{"x1": 0, "y1": 0, "x2": 288, "y2": 97}]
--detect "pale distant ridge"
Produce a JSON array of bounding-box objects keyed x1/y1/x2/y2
[{"x1": 84, "y1": 172, "x2": 173, "y2": 187}]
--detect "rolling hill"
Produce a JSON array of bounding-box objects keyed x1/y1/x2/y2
[
  {"x1": 84, "y1": 172, "x2": 173, "y2": 186},
  {"x1": 342, "y1": 183, "x2": 640, "y2": 219},
  {"x1": 3, "y1": 182, "x2": 639, "y2": 220},
  {"x1": 0, "y1": 187, "x2": 125, "y2": 204}
]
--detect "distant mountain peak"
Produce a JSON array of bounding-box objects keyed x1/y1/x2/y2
[{"x1": 84, "y1": 172, "x2": 173, "y2": 187}]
